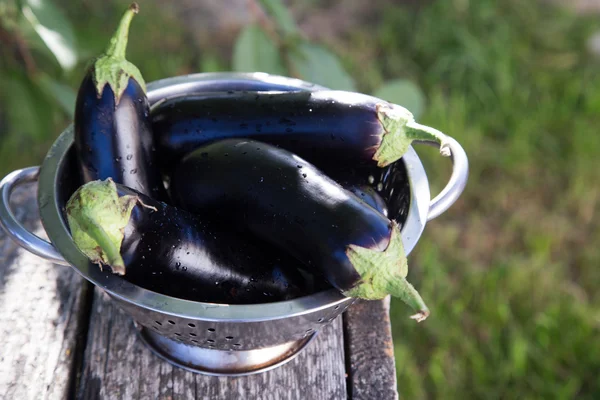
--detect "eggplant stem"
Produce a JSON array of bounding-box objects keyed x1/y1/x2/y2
[
  {"x1": 405, "y1": 122, "x2": 451, "y2": 157},
  {"x1": 343, "y1": 221, "x2": 429, "y2": 322},
  {"x1": 385, "y1": 277, "x2": 430, "y2": 322},
  {"x1": 92, "y1": 3, "x2": 146, "y2": 103},
  {"x1": 374, "y1": 103, "x2": 450, "y2": 167},
  {"x1": 66, "y1": 179, "x2": 137, "y2": 276},
  {"x1": 78, "y1": 213, "x2": 126, "y2": 274},
  {"x1": 104, "y1": 3, "x2": 138, "y2": 60}
]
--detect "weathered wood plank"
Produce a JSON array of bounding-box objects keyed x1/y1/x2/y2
[
  {"x1": 0, "y1": 185, "x2": 87, "y2": 400},
  {"x1": 78, "y1": 287, "x2": 348, "y2": 400},
  {"x1": 343, "y1": 297, "x2": 398, "y2": 400}
]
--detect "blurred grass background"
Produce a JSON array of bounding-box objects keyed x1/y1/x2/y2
[{"x1": 1, "y1": 0, "x2": 599, "y2": 398}]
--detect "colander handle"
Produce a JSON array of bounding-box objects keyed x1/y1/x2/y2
[
  {"x1": 0, "y1": 166, "x2": 69, "y2": 265},
  {"x1": 416, "y1": 135, "x2": 469, "y2": 221}
]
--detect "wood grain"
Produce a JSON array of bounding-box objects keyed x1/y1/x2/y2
[
  {"x1": 343, "y1": 297, "x2": 398, "y2": 400},
  {"x1": 78, "y1": 287, "x2": 348, "y2": 400},
  {"x1": 0, "y1": 185, "x2": 86, "y2": 400}
]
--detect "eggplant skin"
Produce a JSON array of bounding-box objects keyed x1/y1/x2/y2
[
  {"x1": 151, "y1": 90, "x2": 386, "y2": 172},
  {"x1": 155, "y1": 80, "x2": 309, "y2": 93},
  {"x1": 348, "y1": 185, "x2": 388, "y2": 217},
  {"x1": 169, "y1": 139, "x2": 395, "y2": 292},
  {"x1": 74, "y1": 74, "x2": 166, "y2": 200},
  {"x1": 115, "y1": 184, "x2": 312, "y2": 304}
]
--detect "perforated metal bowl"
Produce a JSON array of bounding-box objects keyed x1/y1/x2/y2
[{"x1": 0, "y1": 73, "x2": 468, "y2": 376}]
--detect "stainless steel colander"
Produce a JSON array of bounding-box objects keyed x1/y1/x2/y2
[{"x1": 0, "y1": 73, "x2": 468, "y2": 376}]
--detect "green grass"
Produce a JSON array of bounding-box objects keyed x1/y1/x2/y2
[{"x1": 352, "y1": 0, "x2": 600, "y2": 398}]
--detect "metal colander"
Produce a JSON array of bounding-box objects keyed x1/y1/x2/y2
[{"x1": 0, "y1": 73, "x2": 468, "y2": 376}]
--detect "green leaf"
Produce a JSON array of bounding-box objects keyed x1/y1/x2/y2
[
  {"x1": 21, "y1": 0, "x2": 77, "y2": 70},
  {"x1": 0, "y1": 69, "x2": 56, "y2": 140},
  {"x1": 36, "y1": 74, "x2": 75, "y2": 118},
  {"x1": 373, "y1": 79, "x2": 426, "y2": 119},
  {"x1": 232, "y1": 24, "x2": 285, "y2": 75},
  {"x1": 257, "y1": 0, "x2": 298, "y2": 36},
  {"x1": 289, "y1": 42, "x2": 355, "y2": 91}
]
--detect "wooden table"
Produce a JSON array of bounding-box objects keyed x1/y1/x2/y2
[{"x1": 0, "y1": 185, "x2": 399, "y2": 400}]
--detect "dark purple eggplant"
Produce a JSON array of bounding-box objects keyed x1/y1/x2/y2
[
  {"x1": 74, "y1": 3, "x2": 165, "y2": 200},
  {"x1": 170, "y1": 139, "x2": 429, "y2": 321},
  {"x1": 150, "y1": 90, "x2": 450, "y2": 173},
  {"x1": 65, "y1": 179, "x2": 313, "y2": 304},
  {"x1": 348, "y1": 185, "x2": 388, "y2": 217}
]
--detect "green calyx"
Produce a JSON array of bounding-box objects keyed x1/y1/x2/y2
[
  {"x1": 373, "y1": 103, "x2": 451, "y2": 167},
  {"x1": 65, "y1": 179, "x2": 138, "y2": 275},
  {"x1": 92, "y1": 3, "x2": 146, "y2": 105},
  {"x1": 343, "y1": 221, "x2": 430, "y2": 322}
]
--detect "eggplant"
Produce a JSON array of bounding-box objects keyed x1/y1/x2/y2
[
  {"x1": 170, "y1": 139, "x2": 429, "y2": 321},
  {"x1": 65, "y1": 179, "x2": 313, "y2": 304},
  {"x1": 74, "y1": 3, "x2": 165, "y2": 200},
  {"x1": 150, "y1": 90, "x2": 449, "y2": 173},
  {"x1": 348, "y1": 185, "x2": 388, "y2": 217}
]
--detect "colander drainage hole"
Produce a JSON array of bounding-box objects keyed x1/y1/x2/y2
[
  {"x1": 191, "y1": 339, "x2": 199, "y2": 343},
  {"x1": 317, "y1": 318, "x2": 324, "y2": 322},
  {"x1": 155, "y1": 321, "x2": 162, "y2": 326},
  {"x1": 207, "y1": 339, "x2": 215, "y2": 343},
  {"x1": 207, "y1": 328, "x2": 215, "y2": 332},
  {"x1": 306, "y1": 329, "x2": 313, "y2": 333},
  {"x1": 233, "y1": 343, "x2": 241, "y2": 347},
  {"x1": 189, "y1": 333, "x2": 197, "y2": 337},
  {"x1": 188, "y1": 323, "x2": 196, "y2": 328},
  {"x1": 174, "y1": 333, "x2": 181, "y2": 336},
  {"x1": 334, "y1": 305, "x2": 340, "y2": 310},
  {"x1": 168, "y1": 320, "x2": 175, "y2": 325},
  {"x1": 225, "y1": 336, "x2": 234, "y2": 340}
]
